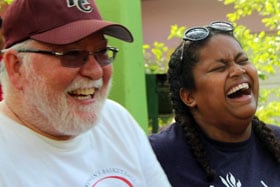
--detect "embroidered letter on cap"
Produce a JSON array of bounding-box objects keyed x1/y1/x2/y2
[{"x1": 67, "y1": 0, "x2": 93, "y2": 13}]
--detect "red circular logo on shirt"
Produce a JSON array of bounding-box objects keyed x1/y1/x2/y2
[{"x1": 92, "y1": 175, "x2": 133, "y2": 187}]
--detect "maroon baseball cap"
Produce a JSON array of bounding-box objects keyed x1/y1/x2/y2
[{"x1": 2, "y1": 0, "x2": 134, "y2": 48}]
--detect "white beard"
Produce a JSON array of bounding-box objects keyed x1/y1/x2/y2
[{"x1": 23, "y1": 65, "x2": 110, "y2": 137}]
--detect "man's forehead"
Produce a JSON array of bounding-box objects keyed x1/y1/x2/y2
[{"x1": 33, "y1": 34, "x2": 107, "y2": 50}]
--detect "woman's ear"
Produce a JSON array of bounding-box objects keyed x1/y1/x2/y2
[
  {"x1": 3, "y1": 50, "x2": 24, "y2": 90},
  {"x1": 180, "y1": 88, "x2": 196, "y2": 107}
]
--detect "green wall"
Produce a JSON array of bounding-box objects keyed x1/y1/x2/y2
[{"x1": 96, "y1": 0, "x2": 149, "y2": 132}]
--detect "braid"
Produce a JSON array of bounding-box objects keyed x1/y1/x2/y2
[
  {"x1": 180, "y1": 113, "x2": 216, "y2": 182},
  {"x1": 252, "y1": 116, "x2": 280, "y2": 163}
]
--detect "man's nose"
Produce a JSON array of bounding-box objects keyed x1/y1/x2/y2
[{"x1": 79, "y1": 55, "x2": 103, "y2": 80}]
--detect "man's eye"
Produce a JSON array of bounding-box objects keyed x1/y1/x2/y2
[
  {"x1": 96, "y1": 48, "x2": 108, "y2": 55},
  {"x1": 65, "y1": 50, "x2": 82, "y2": 56}
]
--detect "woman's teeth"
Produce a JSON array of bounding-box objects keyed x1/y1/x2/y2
[{"x1": 227, "y1": 83, "x2": 249, "y2": 96}]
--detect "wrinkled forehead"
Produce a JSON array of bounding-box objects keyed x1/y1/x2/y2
[
  {"x1": 202, "y1": 33, "x2": 240, "y2": 49},
  {"x1": 198, "y1": 34, "x2": 243, "y2": 61}
]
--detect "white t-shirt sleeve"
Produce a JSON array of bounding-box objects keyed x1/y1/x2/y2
[{"x1": 101, "y1": 100, "x2": 171, "y2": 186}]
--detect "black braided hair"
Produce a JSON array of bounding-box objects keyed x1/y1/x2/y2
[
  {"x1": 181, "y1": 112, "x2": 216, "y2": 182},
  {"x1": 252, "y1": 116, "x2": 280, "y2": 163},
  {"x1": 167, "y1": 29, "x2": 280, "y2": 182}
]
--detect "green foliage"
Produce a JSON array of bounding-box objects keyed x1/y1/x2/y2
[
  {"x1": 144, "y1": 0, "x2": 280, "y2": 128},
  {"x1": 223, "y1": 0, "x2": 280, "y2": 30},
  {"x1": 143, "y1": 25, "x2": 186, "y2": 74},
  {"x1": 4, "y1": 0, "x2": 13, "y2": 3},
  {"x1": 143, "y1": 42, "x2": 170, "y2": 74},
  {"x1": 167, "y1": 24, "x2": 186, "y2": 39},
  {"x1": 257, "y1": 87, "x2": 280, "y2": 124}
]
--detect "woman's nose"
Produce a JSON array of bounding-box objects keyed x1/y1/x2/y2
[{"x1": 229, "y1": 64, "x2": 246, "y2": 77}]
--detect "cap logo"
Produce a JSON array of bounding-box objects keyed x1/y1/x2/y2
[{"x1": 67, "y1": 0, "x2": 93, "y2": 13}]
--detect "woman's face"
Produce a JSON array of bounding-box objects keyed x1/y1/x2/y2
[{"x1": 181, "y1": 34, "x2": 259, "y2": 141}]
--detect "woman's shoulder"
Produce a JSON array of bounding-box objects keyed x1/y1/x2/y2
[
  {"x1": 149, "y1": 123, "x2": 186, "y2": 149},
  {"x1": 148, "y1": 122, "x2": 194, "y2": 171}
]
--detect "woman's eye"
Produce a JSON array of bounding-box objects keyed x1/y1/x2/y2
[
  {"x1": 210, "y1": 66, "x2": 226, "y2": 72},
  {"x1": 238, "y1": 58, "x2": 249, "y2": 65}
]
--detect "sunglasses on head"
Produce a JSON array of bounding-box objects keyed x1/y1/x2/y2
[
  {"x1": 183, "y1": 21, "x2": 234, "y2": 42},
  {"x1": 180, "y1": 21, "x2": 234, "y2": 60},
  {"x1": 17, "y1": 46, "x2": 119, "y2": 68}
]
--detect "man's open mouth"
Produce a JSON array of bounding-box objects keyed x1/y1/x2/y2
[{"x1": 68, "y1": 88, "x2": 96, "y2": 99}]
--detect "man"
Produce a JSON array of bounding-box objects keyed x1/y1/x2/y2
[{"x1": 0, "y1": 0, "x2": 171, "y2": 186}]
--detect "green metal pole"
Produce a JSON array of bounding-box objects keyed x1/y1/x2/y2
[{"x1": 96, "y1": 0, "x2": 149, "y2": 132}]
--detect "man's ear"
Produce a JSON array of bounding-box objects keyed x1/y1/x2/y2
[
  {"x1": 180, "y1": 88, "x2": 196, "y2": 107},
  {"x1": 3, "y1": 50, "x2": 25, "y2": 90}
]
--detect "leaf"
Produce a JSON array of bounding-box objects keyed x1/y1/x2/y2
[{"x1": 227, "y1": 173, "x2": 236, "y2": 186}]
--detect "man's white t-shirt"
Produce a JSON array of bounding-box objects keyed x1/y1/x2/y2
[{"x1": 0, "y1": 99, "x2": 171, "y2": 187}]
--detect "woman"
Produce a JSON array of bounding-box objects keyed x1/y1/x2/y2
[{"x1": 149, "y1": 21, "x2": 280, "y2": 187}]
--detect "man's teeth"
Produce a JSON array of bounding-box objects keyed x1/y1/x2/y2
[
  {"x1": 69, "y1": 88, "x2": 96, "y2": 96},
  {"x1": 227, "y1": 83, "x2": 249, "y2": 95},
  {"x1": 75, "y1": 95, "x2": 92, "y2": 100}
]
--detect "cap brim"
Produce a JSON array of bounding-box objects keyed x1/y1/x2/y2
[{"x1": 31, "y1": 19, "x2": 133, "y2": 45}]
